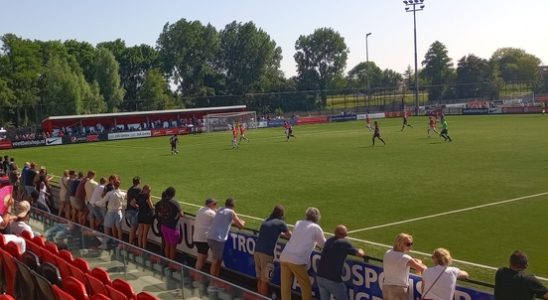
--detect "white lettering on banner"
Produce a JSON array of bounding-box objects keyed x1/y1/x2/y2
[
  {"x1": 108, "y1": 130, "x2": 151, "y2": 140},
  {"x1": 348, "y1": 290, "x2": 383, "y2": 300},
  {"x1": 454, "y1": 291, "x2": 473, "y2": 300},
  {"x1": 229, "y1": 233, "x2": 256, "y2": 254}
]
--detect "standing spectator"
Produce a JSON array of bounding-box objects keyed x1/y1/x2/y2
[
  {"x1": 192, "y1": 198, "x2": 217, "y2": 273},
  {"x1": 84, "y1": 171, "x2": 98, "y2": 226},
  {"x1": 89, "y1": 177, "x2": 107, "y2": 230},
  {"x1": 74, "y1": 171, "x2": 90, "y2": 225},
  {"x1": 69, "y1": 171, "x2": 83, "y2": 222},
  {"x1": 316, "y1": 225, "x2": 365, "y2": 300},
  {"x1": 126, "y1": 176, "x2": 142, "y2": 245},
  {"x1": 97, "y1": 179, "x2": 126, "y2": 241},
  {"x1": 58, "y1": 170, "x2": 70, "y2": 217},
  {"x1": 382, "y1": 233, "x2": 427, "y2": 300},
  {"x1": 495, "y1": 250, "x2": 548, "y2": 300},
  {"x1": 136, "y1": 185, "x2": 154, "y2": 249},
  {"x1": 23, "y1": 162, "x2": 38, "y2": 198},
  {"x1": 207, "y1": 198, "x2": 246, "y2": 277},
  {"x1": 254, "y1": 204, "x2": 291, "y2": 296},
  {"x1": 279, "y1": 207, "x2": 326, "y2": 300},
  {"x1": 35, "y1": 170, "x2": 51, "y2": 213},
  {"x1": 421, "y1": 248, "x2": 469, "y2": 300},
  {"x1": 155, "y1": 187, "x2": 183, "y2": 260}
]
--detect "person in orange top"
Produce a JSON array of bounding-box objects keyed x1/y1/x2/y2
[
  {"x1": 427, "y1": 116, "x2": 439, "y2": 137},
  {"x1": 232, "y1": 125, "x2": 239, "y2": 149},
  {"x1": 239, "y1": 124, "x2": 249, "y2": 143}
]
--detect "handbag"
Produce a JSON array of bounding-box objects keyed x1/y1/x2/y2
[{"x1": 420, "y1": 266, "x2": 447, "y2": 300}]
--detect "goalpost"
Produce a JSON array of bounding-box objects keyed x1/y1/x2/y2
[{"x1": 203, "y1": 111, "x2": 257, "y2": 132}]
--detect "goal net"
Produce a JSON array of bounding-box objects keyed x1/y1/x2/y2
[{"x1": 204, "y1": 111, "x2": 257, "y2": 133}]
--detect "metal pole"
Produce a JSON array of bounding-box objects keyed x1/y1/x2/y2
[
  {"x1": 366, "y1": 33, "x2": 371, "y2": 63},
  {"x1": 413, "y1": 6, "x2": 419, "y2": 116}
]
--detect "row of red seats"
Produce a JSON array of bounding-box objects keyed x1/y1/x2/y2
[{"x1": 0, "y1": 232, "x2": 158, "y2": 300}]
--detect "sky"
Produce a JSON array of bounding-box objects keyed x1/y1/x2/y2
[{"x1": 2, "y1": 0, "x2": 547, "y2": 78}]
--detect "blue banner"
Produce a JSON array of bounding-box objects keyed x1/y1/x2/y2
[
  {"x1": 329, "y1": 114, "x2": 357, "y2": 122},
  {"x1": 267, "y1": 119, "x2": 296, "y2": 128},
  {"x1": 222, "y1": 231, "x2": 494, "y2": 300}
]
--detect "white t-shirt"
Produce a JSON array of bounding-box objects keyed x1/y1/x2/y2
[
  {"x1": 383, "y1": 249, "x2": 412, "y2": 287},
  {"x1": 9, "y1": 221, "x2": 34, "y2": 238},
  {"x1": 279, "y1": 220, "x2": 325, "y2": 265},
  {"x1": 193, "y1": 206, "x2": 216, "y2": 243},
  {"x1": 422, "y1": 265, "x2": 461, "y2": 300},
  {"x1": 84, "y1": 179, "x2": 98, "y2": 203},
  {"x1": 89, "y1": 184, "x2": 105, "y2": 206}
]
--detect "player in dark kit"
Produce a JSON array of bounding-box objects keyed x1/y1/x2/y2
[
  {"x1": 283, "y1": 121, "x2": 295, "y2": 141},
  {"x1": 170, "y1": 134, "x2": 179, "y2": 154},
  {"x1": 372, "y1": 121, "x2": 386, "y2": 146},
  {"x1": 401, "y1": 110, "x2": 413, "y2": 131}
]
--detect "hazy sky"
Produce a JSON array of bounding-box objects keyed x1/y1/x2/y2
[{"x1": 2, "y1": 0, "x2": 547, "y2": 78}]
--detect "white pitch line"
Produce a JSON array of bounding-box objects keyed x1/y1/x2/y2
[{"x1": 347, "y1": 191, "x2": 548, "y2": 234}]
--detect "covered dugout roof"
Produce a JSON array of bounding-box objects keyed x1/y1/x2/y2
[{"x1": 41, "y1": 105, "x2": 247, "y2": 131}]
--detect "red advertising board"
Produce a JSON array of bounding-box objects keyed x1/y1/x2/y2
[
  {"x1": 151, "y1": 128, "x2": 189, "y2": 137},
  {"x1": 296, "y1": 116, "x2": 329, "y2": 125},
  {"x1": 0, "y1": 140, "x2": 12, "y2": 149},
  {"x1": 87, "y1": 135, "x2": 99, "y2": 142}
]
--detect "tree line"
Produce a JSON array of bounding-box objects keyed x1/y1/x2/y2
[{"x1": 0, "y1": 18, "x2": 546, "y2": 126}]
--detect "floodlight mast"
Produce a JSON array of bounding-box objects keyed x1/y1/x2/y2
[{"x1": 403, "y1": 0, "x2": 425, "y2": 116}]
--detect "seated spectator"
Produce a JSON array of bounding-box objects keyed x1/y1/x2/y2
[
  {"x1": 9, "y1": 200, "x2": 34, "y2": 238},
  {"x1": 421, "y1": 248, "x2": 468, "y2": 300},
  {"x1": 495, "y1": 250, "x2": 548, "y2": 300}
]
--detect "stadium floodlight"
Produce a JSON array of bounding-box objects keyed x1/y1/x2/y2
[{"x1": 402, "y1": 0, "x2": 426, "y2": 116}]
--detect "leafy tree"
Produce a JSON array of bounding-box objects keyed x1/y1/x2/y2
[
  {"x1": 0, "y1": 78, "x2": 15, "y2": 124},
  {"x1": 157, "y1": 19, "x2": 220, "y2": 96},
  {"x1": 421, "y1": 41, "x2": 455, "y2": 101},
  {"x1": 64, "y1": 40, "x2": 97, "y2": 83},
  {"x1": 347, "y1": 62, "x2": 382, "y2": 90},
  {"x1": 490, "y1": 48, "x2": 542, "y2": 86},
  {"x1": 93, "y1": 48, "x2": 125, "y2": 112},
  {"x1": 380, "y1": 69, "x2": 403, "y2": 89},
  {"x1": 39, "y1": 55, "x2": 83, "y2": 115},
  {"x1": 294, "y1": 28, "x2": 349, "y2": 107},
  {"x1": 455, "y1": 54, "x2": 492, "y2": 99},
  {"x1": 138, "y1": 68, "x2": 175, "y2": 110},
  {"x1": 0, "y1": 34, "x2": 42, "y2": 125},
  {"x1": 218, "y1": 21, "x2": 283, "y2": 95}
]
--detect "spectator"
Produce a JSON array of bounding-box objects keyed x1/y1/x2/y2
[
  {"x1": 84, "y1": 170, "x2": 98, "y2": 226},
  {"x1": 136, "y1": 185, "x2": 154, "y2": 249},
  {"x1": 35, "y1": 170, "x2": 51, "y2": 213},
  {"x1": 382, "y1": 233, "x2": 427, "y2": 300},
  {"x1": 58, "y1": 170, "x2": 70, "y2": 217},
  {"x1": 155, "y1": 187, "x2": 183, "y2": 260},
  {"x1": 254, "y1": 204, "x2": 291, "y2": 296},
  {"x1": 0, "y1": 194, "x2": 16, "y2": 230},
  {"x1": 126, "y1": 176, "x2": 141, "y2": 245},
  {"x1": 9, "y1": 200, "x2": 34, "y2": 238},
  {"x1": 495, "y1": 250, "x2": 548, "y2": 300},
  {"x1": 23, "y1": 162, "x2": 37, "y2": 198},
  {"x1": 75, "y1": 170, "x2": 94, "y2": 225},
  {"x1": 279, "y1": 207, "x2": 326, "y2": 300},
  {"x1": 69, "y1": 171, "x2": 83, "y2": 222},
  {"x1": 97, "y1": 179, "x2": 126, "y2": 241},
  {"x1": 316, "y1": 225, "x2": 365, "y2": 300},
  {"x1": 421, "y1": 248, "x2": 469, "y2": 300},
  {"x1": 207, "y1": 197, "x2": 245, "y2": 277},
  {"x1": 88, "y1": 177, "x2": 107, "y2": 231},
  {"x1": 192, "y1": 198, "x2": 217, "y2": 273}
]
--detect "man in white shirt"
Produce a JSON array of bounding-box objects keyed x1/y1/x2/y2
[
  {"x1": 9, "y1": 200, "x2": 34, "y2": 238},
  {"x1": 88, "y1": 177, "x2": 106, "y2": 230},
  {"x1": 96, "y1": 179, "x2": 126, "y2": 240},
  {"x1": 192, "y1": 198, "x2": 217, "y2": 273}
]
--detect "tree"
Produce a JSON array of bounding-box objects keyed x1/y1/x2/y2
[
  {"x1": 218, "y1": 21, "x2": 283, "y2": 95},
  {"x1": 294, "y1": 28, "x2": 349, "y2": 108},
  {"x1": 64, "y1": 40, "x2": 97, "y2": 83},
  {"x1": 0, "y1": 34, "x2": 42, "y2": 125},
  {"x1": 138, "y1": 68, "x2": 175, "y2": 110},
  {"x1": 380, "y1": 69, "x2": 403, "y2": 89},
  {"x1": 157, "y1": 19, "x2": 220, "y2": 97},
  {"x1": 347, "y1": 62, "x2": 382, "y2": 90},
  {"x1": 93, "y1": 48, "x2": 125, "y2": 112},
  {"x1": 490, "y1": 48, "x2": 542, "y2": 86},
  {"x1": 421, "y1": 41, "x2": 455, "y2": 101},
  {"x1": 455, "y1": 54, "x2": 492, "y2": 99}
]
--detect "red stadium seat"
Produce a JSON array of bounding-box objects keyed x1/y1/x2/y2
[
  {"x1": 0, "y1": 233, "x2": 6, "y2": 248},
  {"x1": 21, "y1": 230, "x2": 33, "y2": 240},
  {"x1": 33, "y1": 235, "x2": 46, "y2": 247},
  {"x1": 26, "y1": 239, "x2": 44, "y2": 259},
  {"x1": 90, "y1": 294, "x2": 111, "y2": 300},
  {"x1": 0, "y1": 295, "x2": 16, "y2": 300},
  {"x1": 68, "y1": 262, "x2": 88, "y2": 285},
  {"x1": 85, "y1": 272, "x2": 109, "y2": 296},
  {"x1": 136, "y1": 291, "x2": 159, "y2": 300},
  {"x1": 53, "y1": 284, "x2": 77, "y2": 300},
  {"x1": 73, "y1": 258, "x2": 91, "y2": 272},
  {"x1": 55, "y1": 255, "x2": 73, "y2": 279},
  {"x1": 111, "y1": 278, "x2": 135, "y2": 300},
  {"x1": 106, "y1": 285, "x2": 129, "y2": 300},
  {"x1": 59, "y1": 249, "x2": 75, "y2": 262},
  {"x1": 63, "y1": 276, "x2": 89, "y2": 300},
  {"x1": 5, "y1": 241, "x2": 21, "y2": 260},
  {"x1": 0, "y1": 247, "x2": 17, "y2": 296},
  {"x1": 91, "y1": 267, "x2": 112, "y2": 285},
  {"x1": 45, "y1": 241, "x2": 60, "y2": 254},
  {"x1": 42, "y1": 247, "x2": 59, "y2": 264}
]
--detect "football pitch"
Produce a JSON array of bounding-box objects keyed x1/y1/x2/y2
[{"x1": 5, "y1": 114, "x2": 548, "y2": 284}]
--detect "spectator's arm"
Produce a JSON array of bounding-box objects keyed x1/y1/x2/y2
[
  {"x1": 543, "y1": 292, "x2": 548, "y2": 300},
  {"x1": 281, "y1": 230, "x2": 292, "y2": 240},
  {"x1": 457, "y1": 270, "x2": 469, "y2": 279},
  {"x1": 232, "y1": 213, "x2": 245, "y2": 229},
  {"x1": 355, "y1": 248, "x2": 366, "y2": 257},
  {"x1": 407, "y1": 258, "x2": 427, "y2": 274}
]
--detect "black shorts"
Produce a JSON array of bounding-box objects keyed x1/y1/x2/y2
[
  {"x1": 373, "y1": 133, "x2": 381, "y2": 138},
  {"x1": 441, "y1": 129, "x2": 448, "y2": 135},
  {"x1": 138, "y1": 212, "x2": 154, "y2": 225},
  {"x1": 194, "y1": 242, "x2": 209, "y2": 255}
]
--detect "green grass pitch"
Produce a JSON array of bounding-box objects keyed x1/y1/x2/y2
[{"x1": 5, "y1": 114, "x2": 548, "y2": 284}]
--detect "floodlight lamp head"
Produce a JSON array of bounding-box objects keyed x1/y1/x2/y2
[
  {"x1": 420, "y1": 5, "x2": 425, "y2": 8},
  {"x1": 366, "y1": 32, "x2": 372, "y2": 37},
  {"x1": 414, "y1": 0, "x2": 419, "y2": 3},
  {"x1": 405, "y1": 7, "x2": 410, "y2": 10},
  {"x1": 403, "y1": 1, "x2": 408, "y2": 4}
]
